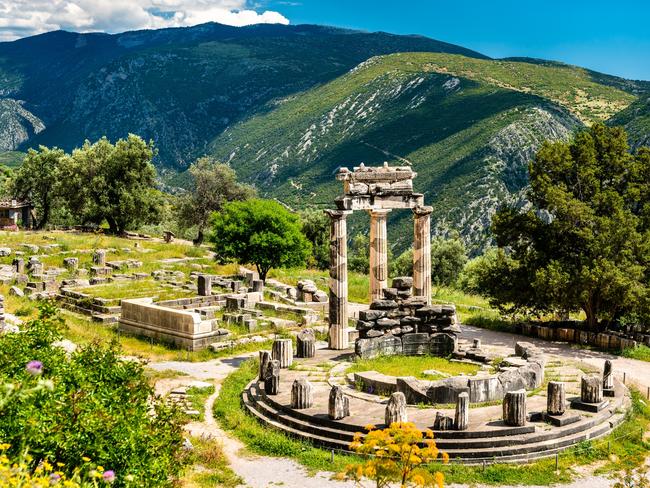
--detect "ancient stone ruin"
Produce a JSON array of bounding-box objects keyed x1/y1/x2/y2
[{"x1": 325, "y1": 163, "x2": 432, "y2": 350}]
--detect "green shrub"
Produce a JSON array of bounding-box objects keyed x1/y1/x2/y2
[{"x1": 0, "y1": 303, "x2": 187, "y2": 487}]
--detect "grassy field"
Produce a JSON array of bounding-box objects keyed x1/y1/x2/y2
[
  {"x1": 216, "y1": 358, "x2": 650, "y2": 486},
  {"x1": 348, "y1": 355, "x2": 480, "y2": 380}
]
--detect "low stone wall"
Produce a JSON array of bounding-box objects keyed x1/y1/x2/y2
[
  {"x1": 352, "y1": 341, "x2": 546, "y2": 406},
  {"x1": 515, "y1": 322, "x2": 638, "y2": 351},
  {"x1": 118, "y1": 298, "x2": 229, "y2": 350}
]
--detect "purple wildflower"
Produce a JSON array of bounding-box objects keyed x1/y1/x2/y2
[
  {"x1": 49, "y1": 473, "x2": 61, "y2": 485},
  {"x1": 103, "y1": 470, "x2": 116, "y2": 484},
  {"x1": 26, "y1": 360, "x2": 43, "y2": 375}
]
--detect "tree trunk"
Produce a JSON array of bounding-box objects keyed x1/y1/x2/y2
[
  {"x1": 194, "y1": 228, "x2": 204, "y2": 246},
  {"x1": 106, "y1": 216, "x2": 119, "y2": 235}
]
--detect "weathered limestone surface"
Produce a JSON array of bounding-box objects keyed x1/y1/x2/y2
[
  {"x1": 0, "y1": 294, "x2": 5, "y2": 329},
  {"x1": 434, "y1": 412, "x2": 454, "y2": 430},
  {"x1": 272, "y1": 338, "x2": 293, "y2": 368},
  {"x1": 503, "y1": 389, "x2": 527, "y2": 426},
  {"x1": 63, "y1": 257, "x2": 78, "y2": 271},
  {"x1": 252, "y1": 279, "x2": 264, "y2": 293},
  {"x1": 581, "y1": 374, "x2": 603, "y2": 403},
  {"x1": 328, "y1": 385, "x2": 350, "y2": 420},
  {"x1": 93, "y1": 249, "x2": 106, "y2": 266},
  {"x1": 603, "y1": 359, "x2": 614, "y2": 390},
  {"x1": 197, "y1": 275, "x2": 212, "y2": 296},
  {"x1": 325, "y1": 209, "x2": 351, "y2": 350},
  {"x1": 369, "y1": 209, "x2": 390, "y2": 301},
  {"x1": 259, "y1": 350, "x2": 271, "y2": 380},
  {"x1": 290, "y1": 378, "x2": 313, "y2": 409},
  {"x1": 264, "y1": 360, "x2": 280, "y2": 395},
  {"x1": 385, "y1": 392, "x2": 408, "y2": 425},
  {"x1": 13, "y1": 258, "x2": 25, "y2": 274},
  {"x1": 412, "y1": 205, "x2": 432, "y2": 304},
  {"x1": 454, "y1": 392, "x2": 469, "y2": 430},
  {"x1": 547, "y1": 381, "x2": 566, "y2": 416},
  {"x1": 296, "y1": 329, "x2": 316, "y2": 358}
]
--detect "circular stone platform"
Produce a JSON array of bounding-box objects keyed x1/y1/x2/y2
[{"x1": 243, "y1": 344, "x2": 630, "y2": 464}]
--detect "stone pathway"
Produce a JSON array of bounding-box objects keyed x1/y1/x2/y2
[{"x1": 148, "y1": 324, "x2": 650, "y2": 488}]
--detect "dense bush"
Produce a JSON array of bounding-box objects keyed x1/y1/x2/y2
[{"x1": 0, "y1": 303, "x2": 187, "y2": 487}]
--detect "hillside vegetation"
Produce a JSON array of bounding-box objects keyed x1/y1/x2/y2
[
  {"x1": 0, "y1": 23, "x2": 486, "y2": 168},
  {"x1": 210, "y1": 52, "x2": 643, "y2": 251}
]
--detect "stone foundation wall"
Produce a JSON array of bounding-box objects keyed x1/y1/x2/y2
[
  {"x1": 515, "y1": 322, "x2": 638, "y2": 351},
  {"x1": 118, "y1": 298, "x2": 229, "y2": 351}
]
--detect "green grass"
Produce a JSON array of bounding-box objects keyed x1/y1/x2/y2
[
  {"x1": 214, "y1": 358, "x2": 359, "y2": 473},
  {"x1": 182, "y1": 436, "x2": 242, "y2": 488},
  {"x1": 184, "y1": 385, "x2": 216, "y2": 422},
  {"x1": 621, "y1": 345, "x2": 650, "y2": 362},
  {"x1": 348, "y1": 355, "x2": 480, "y2": 380},
  {"x1": 75, "y1": 278, "x2": 196, "y2": 301},
  {"x1": 216, "y1": 359, "x2": 650, "y2": 485}
]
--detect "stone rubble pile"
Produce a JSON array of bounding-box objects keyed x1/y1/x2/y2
[
  {"x1": 355, "y1": 276, "x2": 460, "y2": 358},
  {"x1": 296, "y1": 280, "x2": 328, "y2": 303}
]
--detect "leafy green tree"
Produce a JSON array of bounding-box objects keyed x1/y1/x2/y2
[
  {"x1": 177, "y1": 157, "x2": 255, "y2": 245},
  {"x1": 9, "y1": 146, "x2": 65, "y2": 229},
  {"x1": 457, "y1": 248, "x2": 499, "y2": 294},
  {"x1": 392, "y1": 248, "x2": 413, "y2": 278},
  {"x1": 431, "y1": 236, "x2": 467, "y2": 287},
  {"x1": 60, "y1": 135, "x2": 162, "y2": 234},
  {"x1": 299, "y1": 209, "x2": 330, "y2": 270},
  {"x1": 480, "y1": 124, "x2": 650, "y2": 329},
  {"x1": 210, "y1": 199, "x2": 311, "y2": 281},
  {"x1": 349, "y1": 233, "x2": 370, "y2": 274}
]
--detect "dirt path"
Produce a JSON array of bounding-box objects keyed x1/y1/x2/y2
[{"x1": 149, "y1": 323, "x2": 650, "y2": 488}]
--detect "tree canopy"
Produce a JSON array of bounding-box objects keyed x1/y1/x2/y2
[
  {"x1": 60, "y1": 135, "x2": 163, "y2": 234},
  {"x1": 9, "y1": 146, "x2": 65, "y2": 229},
  {"x1": 177, "y1": 157, "x2": 255, "y2": 245},
  {"x1": 477, "y1": 124, "x2": 650, "y2": 329},
  {"x1": 210, "y1": 199, "x2": 311, "y2": 281}
]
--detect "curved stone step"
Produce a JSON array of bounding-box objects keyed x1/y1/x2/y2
[{"x1": 243, "y1": 381, "x2": 624, "y2": 462}]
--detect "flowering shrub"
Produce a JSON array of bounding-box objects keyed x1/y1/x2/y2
[
  {"x1": 0, "y1": 303, "x2": 187, "y2": 487},
  {"x1": 338, "y1": 422, "x2": 447, "y2": 488}
]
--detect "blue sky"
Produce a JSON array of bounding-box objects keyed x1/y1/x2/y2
[{"x1": 264, "y1": 0, "x2": 650, "y2": 80}]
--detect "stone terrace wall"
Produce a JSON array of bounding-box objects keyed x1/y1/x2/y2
[
  {"x1": 119, "y1": 298, "x2": 228, "y2": 351},
  {"x1": 514, "y1": 322, "x2": 639, "y2": 351}
]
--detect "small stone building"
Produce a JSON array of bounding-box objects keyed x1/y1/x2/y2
[{"x1": 0, "y1": 199, "x2": 32, "y2": 229}]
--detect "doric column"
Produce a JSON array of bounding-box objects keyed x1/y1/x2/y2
[
  {"x1": 413, "y1": 206, "x2": 433, "y2": 304},
  {"x1": 325, "y1": 210, "x2": 351, "y2": 350},
  {"x1": 369, "y1": 209, "x2": 390, "y2": 302}
]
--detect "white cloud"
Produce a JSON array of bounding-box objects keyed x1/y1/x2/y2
[{"x1": 0, "y1": 0, "x2": 289, "y2": 41}]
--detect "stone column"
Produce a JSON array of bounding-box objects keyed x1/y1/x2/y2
[
  {"x1": 581, "y1": 374, "x2": 603, "y2": 403},
  {"x1": 325, "y1": 210, "x2": 351, "y2": 350},
  {"x1": 197, "y1": 275, "x2": 212, "y2": 296},
  {"x1": 258, "y1": 350, "x2": 271, "y2": 380},
  {"x1": 547, "y1": 381, "x2": 566, "y2": 416},
  {"x1": 385, "y1": 392, "x2": 408, "y2": 425},
  {"x1": 290, "y1": 378, "x2": 314, "y2": 409},
  {"x1": 264, "y1": 360, "x2": 280, "y2": 395},
  {"x1": 369, "y1": 209, "x2": 390, "y2": 302},
  {"x1": 603, "y1": 360, "x2": 614, "y2": 390},
  {"x1": 413, "y1": 206, "x2": 433, "y2": 304},
  {"x1": 272, "y1": 339, "x2": 293, "y2": 368},
  {"x1": 328, "y1": 386, "x2": 350, "y2": 420},
  {"x1": 93, "y1": 249, "x2": 106, "y2": 266},
  {"x1": 503, "y1": 389, "x2": 526, "y2": 426},
  {"x1": 296, "y1": 329, "x2": 316, "y2": 358},
  {"x1": 454, "y1": 392, "x2": 469, "y2": 430},
  {"x1": 13, "y1": 258, "x2": 25, "y2": 274}
]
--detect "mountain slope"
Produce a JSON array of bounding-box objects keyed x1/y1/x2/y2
[
  {"x1": 0, "y1": 23, "x2": 487, "y2": 167},
  {"x1": 208, "y1": 52, "x2": 640, "y2": 252},
  {"x1": 609, "y1": 95, "x2": 650, "y2": 149}
]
